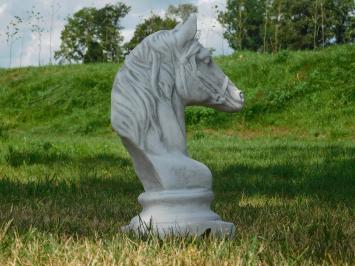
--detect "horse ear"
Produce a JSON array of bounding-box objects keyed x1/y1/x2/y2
[{"x1": 174, "y1": 13, "x2": 197, "y2": 49}]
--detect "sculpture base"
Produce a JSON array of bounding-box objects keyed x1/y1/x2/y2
[{"x1": 122, "y1": 188, "x2": 235, "y2": 238}]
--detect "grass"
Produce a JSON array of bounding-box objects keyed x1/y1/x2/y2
[
  {"x1": 0, "y1": 135, "x2": 354, "y2": 265},
  {"x1": 0, "y1": 45, "x2": 354, "y2": 138},
  {"x1": 0, "y1": 45, "x2": 354, "y2": 264}
]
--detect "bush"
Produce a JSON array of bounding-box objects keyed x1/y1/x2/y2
[
  {"x1": 274, "y1": 50, "x2": 290, "y2": 63},
  {"x1": 185, "y1": 107, "x2": 231, "y2": 128}
]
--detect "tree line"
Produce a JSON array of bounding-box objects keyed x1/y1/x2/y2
[
  {"x1": 3, "y1": 1, "x2": 354, "y2": 66},
  {"x1": 54, "y1": 3, "x2": 197, "y2": 64},
  {"x1": 218, "y1": 0, "x2": 355, "y2": 52},
  {"x1": 54, "y1": 0, "x2": 355, "y2": 62}
]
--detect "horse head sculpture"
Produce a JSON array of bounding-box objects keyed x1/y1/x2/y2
[{"x1": 111, "y1": 14, "x2": 244, "y2": 237}]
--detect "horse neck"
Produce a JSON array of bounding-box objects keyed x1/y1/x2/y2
[{"x1": 149, "y1": 91, "x2": 187, "y2": 155}]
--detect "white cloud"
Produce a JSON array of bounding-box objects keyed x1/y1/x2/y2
[
  {"x1": 121, "y1": 29, "x2": 134, "y2": 43},
  {"x1": 196, "y1": 0, "x2": 233, "y2": 55},
  {"x1": 16, "y1": 34, "x2": 37, "y2": 67},
  {"x1": 0, "y1": 3, "x2": 7, "y2": 16}
]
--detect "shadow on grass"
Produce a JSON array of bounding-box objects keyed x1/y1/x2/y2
[
  {"x1": 0, "y1": 174, "x2": 143, "y2": 237},
  {"x1": 0, "y1": 143, "x2": 354, "y2": 237},
  {"x1": 5, "y1": 147, "x2": 131, "y2": 168},
  {"x1": 1, "y1": 149, "x2": 142, "y2": 236},
  {"x1": 213, "y1": 145, "x2": 355, "y2": 206}
]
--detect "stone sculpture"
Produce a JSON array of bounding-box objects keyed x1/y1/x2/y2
[{"x1": 111, "y1": 14, "x2": 244, "y2": 237}]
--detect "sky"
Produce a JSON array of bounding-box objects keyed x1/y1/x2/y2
[{"x1": 0, "y1": 0, "x2": 233, "y2": 68}]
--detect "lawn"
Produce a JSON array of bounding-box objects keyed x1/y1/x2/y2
[
  {"x1": 0, "y1": 133, "x2": 354, "y2": 265},
  {"x1": 0, "y1": 45, "x2": 354, "y2": 265}
]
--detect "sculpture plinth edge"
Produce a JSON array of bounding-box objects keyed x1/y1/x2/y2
[{"x1": 122, "y1": 189, "x2": 236, "y2": 238}]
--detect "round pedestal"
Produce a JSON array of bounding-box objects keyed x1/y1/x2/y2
[{"x1": 122, "y1": 188, "x2": 235, "y2": 238}]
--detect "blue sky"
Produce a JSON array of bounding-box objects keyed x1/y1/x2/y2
[{"x1": 0, "y1": 0, "x2": 233, "y2": 68}]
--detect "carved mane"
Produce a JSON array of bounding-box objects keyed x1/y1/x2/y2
[{"x1": 111, "y1": 29, "x2": 200, "y2": 149}]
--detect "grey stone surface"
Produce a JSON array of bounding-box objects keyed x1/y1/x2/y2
[{"x1": 111, "y1": 14, "x2": 244, "y2": 237}]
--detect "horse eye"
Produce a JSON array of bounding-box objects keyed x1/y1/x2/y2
[{"x1": 203, "y1": 56, "x2": 211, "y2": 64}]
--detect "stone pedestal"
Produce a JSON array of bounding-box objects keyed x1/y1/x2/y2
[{"x1": 122, "y1": 189, "x2": 235, "y2": 237}]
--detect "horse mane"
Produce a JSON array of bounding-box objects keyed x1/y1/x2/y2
[{"x1": 111, "y1": 30, "x2": 179, "y2": 149}]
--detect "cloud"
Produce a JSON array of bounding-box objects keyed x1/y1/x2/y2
[
  {"x1": 196, "y1": 0, "x2": 233, "y2": 55},
  {"x1": 0, "y1": 0, "x2": 233, "y2": 68},
  {"x1": 121, "y1": 29, "x2": 135, "y2": 43},
  {"x1": 0, "y1": 3, "x2": 7, "y2": 16}
]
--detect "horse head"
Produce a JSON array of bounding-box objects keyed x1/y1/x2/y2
[{"x1": 172, "y1": 14, "x2": 244, "y2": 112}]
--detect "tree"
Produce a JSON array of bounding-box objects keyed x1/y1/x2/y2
[
  {"x1": 218, "y1": 0, "x2": 265, "y2": 51},
  {"x1": 166, "y1": 4, "x2": 198, "y2": 21},
  {"x1": 275, "y1": 0, "x2": 342, "y2": 50},
  {"x1": 123, "y1": 15, "x2": 177, "y2": 55},
  {"x1": 218, "y1": 0, "x2": 355, "y2": 52},
  {"x1": 345, "y1": 11, "x2": 355, "y2": 43},
  {"x1": 55, "y1": 3, "x2": 130, "y2": 64},
  {"x1": 327, "y1": 0, "x2": 355, "y2": 44},
  {"x1": 262, "y1": 0, "x2": 272, "y2": 52},
  {"x1": 274, "y1": 0, "x2": 327, "y2": 50},
  {"x1": 122, "y1": 4, "x2": 198, "y2": 55}
]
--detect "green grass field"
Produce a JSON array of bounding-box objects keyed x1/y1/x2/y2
[{"x1": 0, "y1": 45, "x2": 354, "y2": 265}]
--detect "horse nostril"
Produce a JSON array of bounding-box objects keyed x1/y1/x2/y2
[{"x1": 239, "y1": 91, "x2": 244, "y2": 100}]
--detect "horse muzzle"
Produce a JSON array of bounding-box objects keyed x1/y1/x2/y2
[{"x1": 223, "y1": 78, "x2": 244, "y2": 112}]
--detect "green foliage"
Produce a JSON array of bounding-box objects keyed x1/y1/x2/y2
[
  {"x1": 185, "y1": 107, "x2": 231, "y2": 128},
  {"x1": 5, "y1": 141, "x2": 67, "y2": 167},
  {"x1": 123, "y1": 15, "x2": 177, "y2": 55},
  {"x1": 54, "y1": 3, "x2": 130, "y2": 64},
  {"x1": 218, "y1": 0, "x2": 355, "y2": 52},
  {"x1": 273, "y1": 50, "x2": 290, "y2": 63},
  {"x1": 329, "y1": 0, "x2": 355, "y2": 43},
  {"x1": 218, "y1": 0, "x2": 265, "y2": 51},
  {"x1": 166, "y1": 4, "x2": 198, "y2": 21},
  {"x1": 124, "y1": 3, "x2": 198, "y2": 54},
  {"x1": 0, "y1": 63, "x2": 117, "y2": 135},
  {"x1": 214, "y1": 45, "x2": 355, "y2": 137},
  {"x1": 0, "y1": 45, "x2": 354, "y2": 139},
  {"x1": 0, "y1": 124, "x2": 9, "y2": 139}
]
